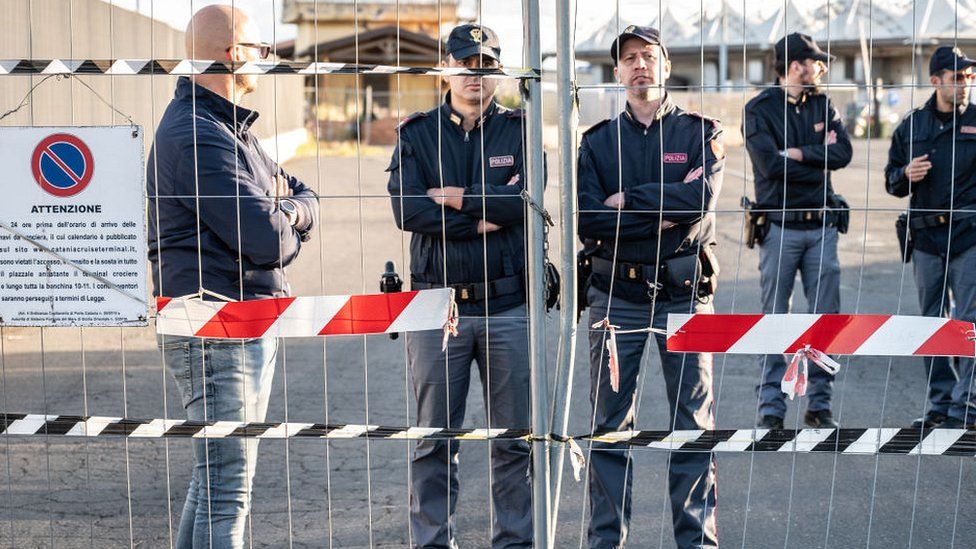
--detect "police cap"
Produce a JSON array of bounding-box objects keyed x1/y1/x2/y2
[
  {"x1": 610, "y1": 25, "x2": 669, "y2": 64},
  {"x1": 446, "y1": 24, "x2": 501, "y2": 62},
  {"x1": 929, "y1": 46, "x2": 976, "y2": 76}
]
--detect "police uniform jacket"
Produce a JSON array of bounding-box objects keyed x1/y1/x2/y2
[
  {"x1": 577, "y1": 93, "x2": 724, "y2": 304},
  {"x1": 743, "y1": 87, "x2": 853, "y2": 222},
  {"x1": 885, "y1": 93, "x2": 976, "y2": 257},
  {"x1": 148, "y1": 77, "x2": 319, "y2": 300},
  {"x1": 387, "y1": 95, "x2": 536, "y2": 316}
]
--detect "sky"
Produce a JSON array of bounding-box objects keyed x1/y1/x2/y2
[{"x1": 104, "y1": 0, "x2": 833, "y2": 65}]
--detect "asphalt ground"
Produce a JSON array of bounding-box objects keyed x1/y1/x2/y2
[{"x1": 1, "y1": 139, "x2": 974, "y2": 548}]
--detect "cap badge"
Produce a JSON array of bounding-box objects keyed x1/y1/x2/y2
[
  {"x1": 470, "y1": 28, "x2": 483, "y2": 43},
  {"x1": 624, "y1": 25, "x2": 637, "y2": 33}
]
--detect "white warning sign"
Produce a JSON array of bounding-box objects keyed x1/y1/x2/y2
[{"x1": 0, "y1": 126, "x2": 148, "y2": 326}]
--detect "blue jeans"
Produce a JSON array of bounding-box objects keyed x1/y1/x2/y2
[
  {"x1": 158, "y1": 335, "x2": 278, "y2": 549},
  {"x1": 757, "y1": 223, "x2": 841, "y2": 418},
  {"x1": 913, "y1": 247, "x2": 976, "y2": 423}
]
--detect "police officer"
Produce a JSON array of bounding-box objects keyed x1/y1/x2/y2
[
  {"x1": 885, "y1": 46, "x2": 976, "y2": 429},
  {"x1": 578, "y1": 26, "x2": 723, "y2": 549},
  {"x1": 743, "y1": 32, "x2": 853, "y2": 430},
  {"x1": 387, "y1": 24, "x2": 536, "y2": 548}
]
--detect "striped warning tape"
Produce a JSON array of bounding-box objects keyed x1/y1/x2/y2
[
  {"x1": 0, "y1": 414, "x2": 526, "y2": 441},
  {"x1": 586, "y1": 427, "x2": 976, "y2": 456},
  {"x1": 666, "y1": 313, "x2": 976, "y2": 357},
  {"x1": 3, "y1": 414, "x2": 975, "y2": 456},
  {"x1": 0, "y1": 59, "x2": 540, "y2": 79},
  {"x1": 156, "y1": 289, "x2": 454, "y2": 339}
]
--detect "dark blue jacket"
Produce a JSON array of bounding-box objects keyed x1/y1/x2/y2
[
  {"x1": 147, "y1": 78, "x2": 319, "y2": 300},
  {"x1": 743, "y1": 87, "x2": 853, "y2": 222},
  {"x1": 387, "y1": 96, "x2": 536, "y2": 316},
  {"x1": 577, "y1": 94, "x2": 724, "y2": 304},
  {"x1": 885, "y1": 93, "x2": 976, "y2": 257}
]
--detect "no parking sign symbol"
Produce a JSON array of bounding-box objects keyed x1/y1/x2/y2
[
  {"x1": 31, "y1": 133, "x2": 94, "y2": 197},
  {"x1": 0, "y1": 125, "x2": 147, "y2": 326}
]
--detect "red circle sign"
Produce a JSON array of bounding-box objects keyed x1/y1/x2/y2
[{"x1": 31, "y1": 133, "x2": 95, "y2": 197}]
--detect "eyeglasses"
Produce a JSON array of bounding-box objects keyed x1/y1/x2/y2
[{"x1": 227, "y1": 42, "x2": 272, "y2": 60}]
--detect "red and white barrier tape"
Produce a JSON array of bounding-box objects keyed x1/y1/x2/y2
[
  {"x1": 591, "y1": 318, "x2": 621, "y2": 392},
  {"x1": 666, "y1": 314, "x2": 976, "y2": 357},
  {"x1": 590, "y1": 319, "x2": 669, "y2": 393},
  {"x1": 155, "y1": 289, "x2": 455, "y2": 339},
  {"x1": 782, "y1": 345, "x2": 842, "y2": 399}
]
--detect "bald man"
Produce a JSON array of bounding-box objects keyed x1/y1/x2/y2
[{"x1": 147, "y1": 5, "x2": 319, "y2": 548}]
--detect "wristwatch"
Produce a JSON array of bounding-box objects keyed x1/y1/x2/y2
[{"x1": 279, "y1": 198, "x2": 299, "y2": 226}]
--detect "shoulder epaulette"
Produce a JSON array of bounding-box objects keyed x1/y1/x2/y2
[
  {"x1": 396, "y1": 111, "x2": 428, "y2": 130},
  {"x1": 504, "y1": 108, "x2": 526, "y2": 119},
  {"x1": 745, "y1": 88, "x2": 774, "y2": 107},
  {"x1": 683, "y1": 110, "x2": 722, "y2": 128},
  {"x1": 582, "y1": 118, "x2": 611, "y2": 136},
  {"x1": 901, "y1": 106, "x2": 924, "y2": 122}
]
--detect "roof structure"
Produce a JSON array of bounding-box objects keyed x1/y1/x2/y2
[
  {"x1": 572, "y1": 0, "x2": 976, "y2": 57},
  {"x1": 296, "y1": 26, "x2": 444, "y2": 64}
]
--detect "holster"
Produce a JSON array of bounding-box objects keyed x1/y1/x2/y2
[
  {"x1": 544, "y1": 261, "x2": 560, "y2": 312},
  {"x1": 576, "y1": 248, "x2": 595, "y2": 321},
  {"x1": 896, "y1": 213, "x2": 913, "y2": 263},
  {"x1": 661, "y1": 246, "x2": 720, "y2": 303},
  {"x1": 742, "y1": 196, "x2": 768, "y2": 249},
  {"x1": 829, "y1": 194, "x2": 851, "y2": 234}
]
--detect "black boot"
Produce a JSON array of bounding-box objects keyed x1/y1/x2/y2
[
  {"x1": 937, "y1": 417, "x2": 975, "y2": 429},
  {"x1": 804, "y1": 409, "x2": 838, "y2": 428},
  {"x1": 909, "y1": 411, "x2": 947, "y2": 429}
]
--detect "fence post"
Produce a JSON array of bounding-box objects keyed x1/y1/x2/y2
[
  {"x1": 522, "y1": 0, "x2": 551, "y2": 546},
  {"x1": 547, "y1": 0, "x2": 579, "y2": 544}
]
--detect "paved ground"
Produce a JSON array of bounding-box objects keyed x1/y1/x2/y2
[{"x1": 2, "y1": 139, "x2": 974, "y2": 548}]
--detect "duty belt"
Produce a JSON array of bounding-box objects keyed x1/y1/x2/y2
[
  {"x1": 908, "y1": 210, "x2": 976, "y2": 230},
  {"x1": 766, "y1": 209, "x2": 830, "y2": 223},
  {"x1": 412, "y1": 273, "x2": 524, "y2": 303},
  {"x1": 591, "y1": 256, "x2": 661, "y2": 285}
]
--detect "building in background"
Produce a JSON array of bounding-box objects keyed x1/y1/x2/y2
[
  {"x1": 283, "y1": 0, "x2": 459, "y2": 144},
  {"x1": 563, "y1": 0, "x2": 976, "y2": 138},
  {"x1": 1, "y1": 0, "x2": 307, "y2": 161}
]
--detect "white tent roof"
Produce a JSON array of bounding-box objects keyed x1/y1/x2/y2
[
  {"x1": 810, "y1": 0, "x2": 909, "y2": 44},
  {"x1": 894, "y1": 0, "x2": 976, "y2": 40},
  {"x1": 574, "y1": 5, "x2": 698, "y2": 55},
  {"x1": 573, "y1": 0, "x2": 976, "y2": 56}
]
